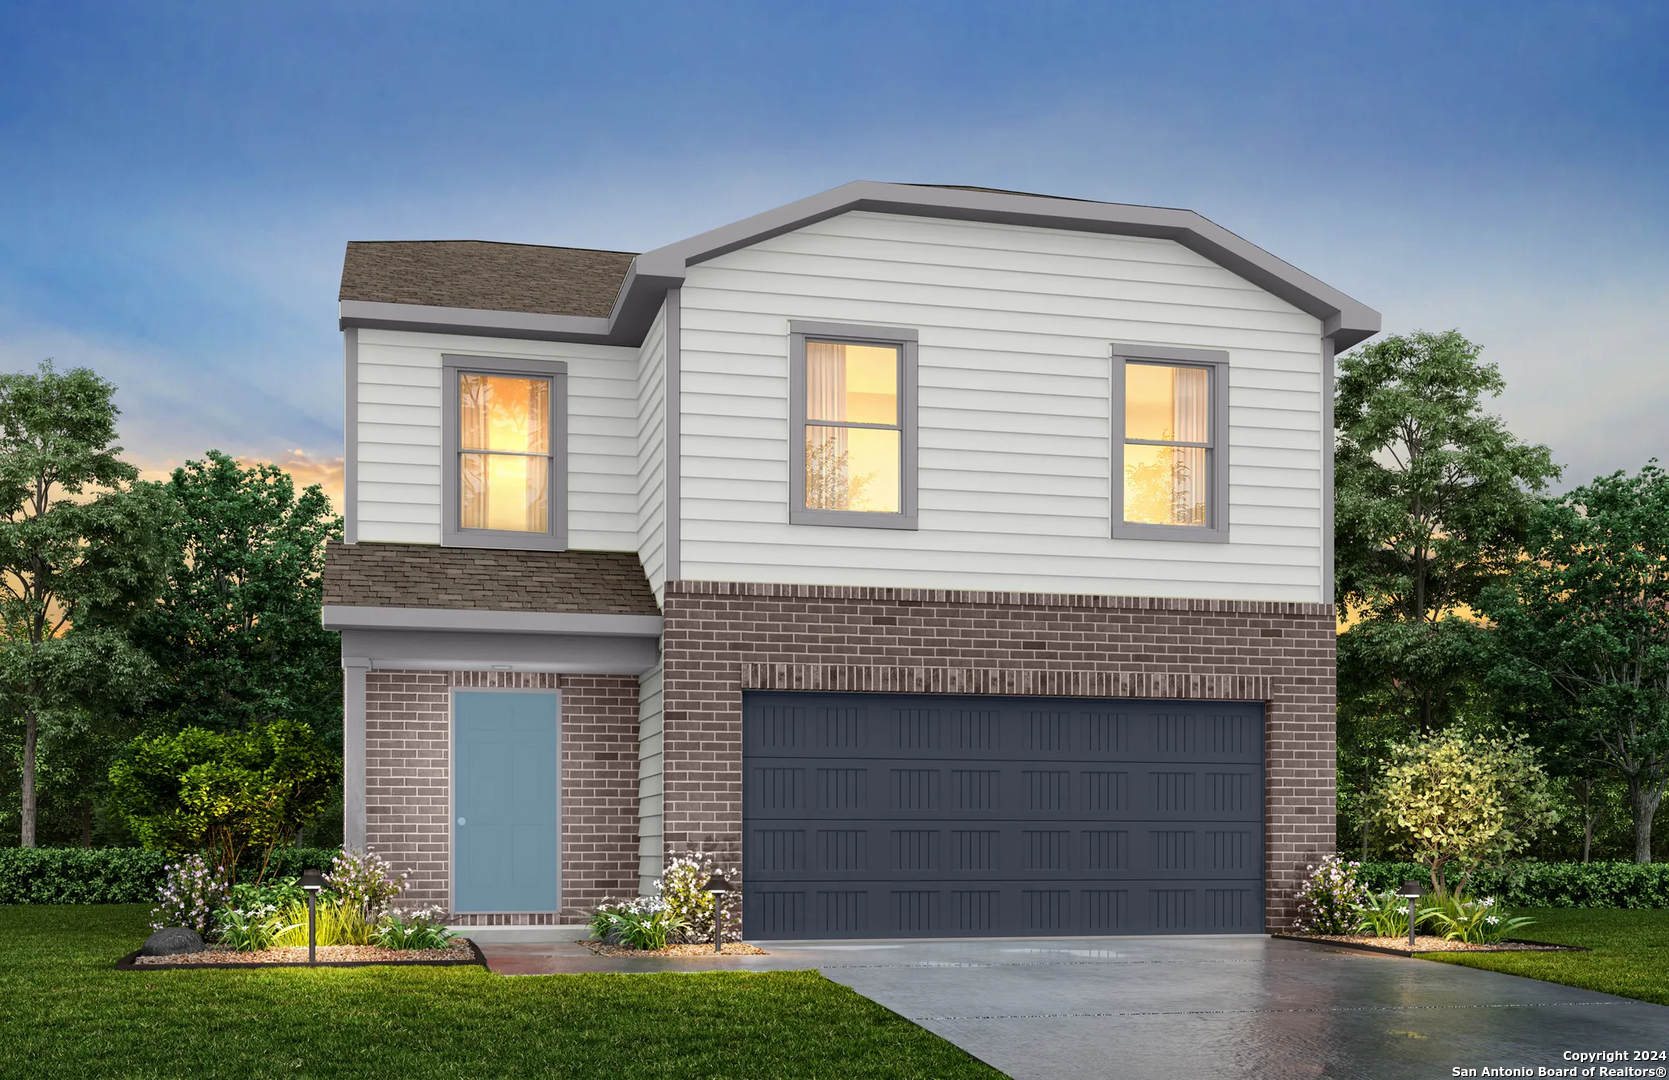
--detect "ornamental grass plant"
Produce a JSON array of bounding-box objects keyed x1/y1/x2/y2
[{"x1": 271, "y1": 897, "x2": 375, "y2": 947}]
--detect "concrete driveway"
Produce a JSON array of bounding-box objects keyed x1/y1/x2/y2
[
  {"x1": 478, "y1": 934, "x2": 1669, "y2": 1079},
  {"x1": 762, "y1": 936, "x2": 1669, "y2": 1080}
]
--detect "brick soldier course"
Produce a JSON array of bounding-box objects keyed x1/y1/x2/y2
[{"x1": 657, "y1": 581, "x2": 1336, "y2": 932}]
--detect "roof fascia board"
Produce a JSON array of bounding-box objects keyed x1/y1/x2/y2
[
  {"x1": 338, "y1": 299, "x2": 616, "y2": 344},
  {"x1": 321, "y1": 604, "x2": 662, "y2": 637},
  {"x1": 344, "y1": 181, "x2": 1380, "y2": 350}
]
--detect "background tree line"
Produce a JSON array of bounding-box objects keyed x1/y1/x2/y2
[
  {"x1": 0, "y1": 361, "x2": 342, "y2": 849},
  {"x1": 1336, "y1": 330, "x2": 1669, "y2": 864}
]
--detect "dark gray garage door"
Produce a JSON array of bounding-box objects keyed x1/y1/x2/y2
[{"x1": 742, "y1": 692, "x2": 1264, "y2": 938}]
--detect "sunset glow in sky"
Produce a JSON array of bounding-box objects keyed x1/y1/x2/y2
[{"x1": 2, "y1": 2, "x2": 1664, "y2": 496}]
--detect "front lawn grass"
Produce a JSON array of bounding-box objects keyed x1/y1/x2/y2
[
  {"x1": 1423, "y1": 907, "x2": 1669, "y2": 1006},
  {"x1": 0, "y1": 905, "x2": 1004, "y2": 1080}
]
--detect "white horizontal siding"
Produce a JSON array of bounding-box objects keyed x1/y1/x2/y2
[
  {"x1": 677, "y1": 211, "x2": 1327, "y2": 602},
  {"x1": 635, "y1": 303, "x2": 668, "y2": 602},
  {"x1": 352, "y1": 329, "x2": 639, "y2": 550},
  {"x1": 636, "y1": 659, "x2": 664, "y2": 893}
]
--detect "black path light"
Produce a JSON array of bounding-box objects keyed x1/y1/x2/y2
[
  {"x1": 1396, "y1": 880, "x2": 1427, "y2": 951},
  {"x1": 703, "y1": 873, "x2": 731, "y2": 954},
  {"x1": 300, "y1": 868, "x2": 327, "y2": 965}
]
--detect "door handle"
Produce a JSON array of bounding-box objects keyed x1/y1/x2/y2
[{"x1": 457, "y1": 817, "x2": 465, "y2": 826}]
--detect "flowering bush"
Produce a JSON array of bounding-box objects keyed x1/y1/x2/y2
[
  {"x1": 377, "y1": 907, "x2": 457, "y2": 950},
  {"x1": 590, "y1": 896, "x2": 687, "y2": 950},
  {"x1": 150, "y1": 854, "x2": 228, "y2": 934},
  {"x1": 658, "y1": 852, "x2": 741, "y2": 944},
  {"x1": 1421, "y1": 893, "x2": 1535, "y2": 944},
  {"x1": 325, "y1": 847, "x2": 406, "y2": 920},
  {"x1": 1293, "y1": 855, "x2": 1368, "y2": 934},
  {"x1": 587, "y1": 852, "x2": 741, "y2": 950}
]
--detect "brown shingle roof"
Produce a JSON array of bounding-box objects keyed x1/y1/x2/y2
[
  {"x1": 339, "y1": 241, "x2": 636, "y2": 317},
  {"x1": 323, "y1": 541, "x2": 659, "y2": 615}
]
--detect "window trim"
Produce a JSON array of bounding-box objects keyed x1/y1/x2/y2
[
  {"x1": 787, "y1": 320, "x2": 919, "y2": 530},
  {"x1": 441, "y1": 354, "x2": 569, "y2": 551},
  {"x1": 1111, "y1": 343, "x2": 1230, "y2": 544}
]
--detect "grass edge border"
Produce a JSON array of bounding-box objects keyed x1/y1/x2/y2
[
  {"x1": 113, "y1": 937, "x2": 490, "y2": 971},
  {"x1": 1270, "y1": 933, "x2": 1588, "y2": 959}
]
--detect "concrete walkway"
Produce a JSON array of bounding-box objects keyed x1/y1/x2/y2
[{"x1": 477, "y1": 934, "x2": 1669, "y2": 1079}]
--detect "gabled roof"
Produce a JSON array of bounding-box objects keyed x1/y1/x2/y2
[{"x1": 340, "y1": 181, "x2": 1380, "y2": 349}]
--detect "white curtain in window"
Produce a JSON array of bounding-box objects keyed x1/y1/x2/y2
[
  {"x1": 1171, "y1": 366, "x2": 1209, "y2": 525},
  {"x1": 805, "y1": 342, "x2": 849, "y2": 508}
]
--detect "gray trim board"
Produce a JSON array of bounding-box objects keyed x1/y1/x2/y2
[
  {"x1": 339, "y1": 299, "x2": 614, "y2": 343},
  {"x1": 342, "y1": 654, "x2": 369, "y2": 851},
  {"x1": 322, "y1": 605, "x2": 663, "y2": 637},
  {"x1": 1111, "y1": 343, "x2": 1231, "y2": 544},
  {"x1": 664, "y1": 289, "x2": 681, "y2": 582},
  {"x1": 343, "y1": 328, "x2": 359, "y2": 544},
  {"x1": 788, "y1": 321, "x2": 919, "y2": 530},
  {"x1": 341, "y1": 182, "x2": 1381, "y2": 351},
  {"x1": 1322, "y1": 337, "x2": 1337, "y2": 604},
  {"x1": 440, "y1": 354, "x2": 569, "y2": 551},
  {"x1": 339, "y1": 628, "x2": 659, "y2": 675}
]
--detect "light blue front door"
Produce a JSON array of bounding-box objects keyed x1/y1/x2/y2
[{"x1": 454, "y1": 691, "x2": 559, "y2": 912}]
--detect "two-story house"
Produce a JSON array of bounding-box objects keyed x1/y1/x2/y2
[{"x1": 322, "y1": 182, "x2": 1378, "y2": 937}]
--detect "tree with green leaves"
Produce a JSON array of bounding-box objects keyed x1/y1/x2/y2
[
  {"x1": 0, "y1": 361, "x2": 175, "y2": 846},
  {"x1": 1372, "y1": 727, "x2": 1556, "y2": 897},
  {"x1": 1334, "y1": 330, "x2": 1559, "y2": 735},
  {"x1": 129, "y1": 451, "x2": 342, "y2": 741},
  {"x1": 1483, "y1": 463, "x2": 1669, "y2": 863},
  {"x1": 109, "y1": 718, "x2": 338, "y2": 881}
]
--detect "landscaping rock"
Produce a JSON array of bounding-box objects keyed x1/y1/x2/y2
[{"x1": 140, "y1": 927, "x2": 206, "y2": 956}]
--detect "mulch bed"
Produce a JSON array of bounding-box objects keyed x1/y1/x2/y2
[
  {"x1": 578, "y1": 940, "x2": 767, "y2": 958},
  {"x1": 1275, "y1": 933, "x2": 1587, "y2": 958},
  {"x1": 117, "y1": 939, "x2": 487, "y2": 970}
]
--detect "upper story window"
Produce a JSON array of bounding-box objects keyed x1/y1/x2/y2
[
  {"x1": 442, "y1": 354, "x2": 568, "y2": 550},
  {"x1": 787, "y1": 321, "x2": 918, "y2": 530},
  {"x1": 1112, "y1": 344, "x2": 1229, "y2": 543}
]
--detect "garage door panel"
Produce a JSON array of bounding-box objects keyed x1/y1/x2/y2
[
  {"x1": 743, "y1": 692, "x2": 1265, "y2": 938},
  {"x1": 743, "y1": 879, "x2": 1267, "y2": 936}
]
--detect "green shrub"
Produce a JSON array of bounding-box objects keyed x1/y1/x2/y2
[
  {"x1": 1420, "y1": 893, "x2": 1535, "y2": 944},
  {"x1": 0, "y1": 848, "x2": 169, "y2": 904},
  {"x1": 226, "y1": 875, "x2": 305, "y2": 914},
  {"x1": 0, "y1": 847, "x2": 340, "y2": 904},
  {"x1": 1358, "y1": 860, "x2": 1669, "y2": 908},
  {"x1": 213, "y1": 907, "x2": 293, "y2": 951},
  {"x1": 377, "y1": 909, "x2": 457, "y2": 950},
  {"x1": 108, "y1": 719, "x2": 339, "y2": 873},
  {"x1": 1358, "y1": 889, "x2": 1412, "y2": 937},
  {"x1": 588, "y1": 897, "x2": 687, "y2": 950}
]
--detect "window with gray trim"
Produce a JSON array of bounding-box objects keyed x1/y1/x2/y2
[
  {"x1": 1111, "y1": 344, "x2": 1230, "y2": 543},
  {"x1": 442, "y1": 354, "x2": 568, "y2": 550},
  {"x1": 788, "y1": 321, "x2": 918, "y2": 530}
]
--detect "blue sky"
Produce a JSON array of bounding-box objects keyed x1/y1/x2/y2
[{"x1": 2, "y1": 1, "x2": 1664, "y2": 500}]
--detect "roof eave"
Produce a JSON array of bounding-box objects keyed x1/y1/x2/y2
[{"x1": 344, "y1": 180, "x2": 1381, "y2": 349}]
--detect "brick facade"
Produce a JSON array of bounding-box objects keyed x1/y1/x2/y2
[
  {"x1": 364, "y1": 669, "x2": 638, "y2": 920},
  {"x1": 657, "y1": 581, "x2": 1336, "y2": 931}
]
